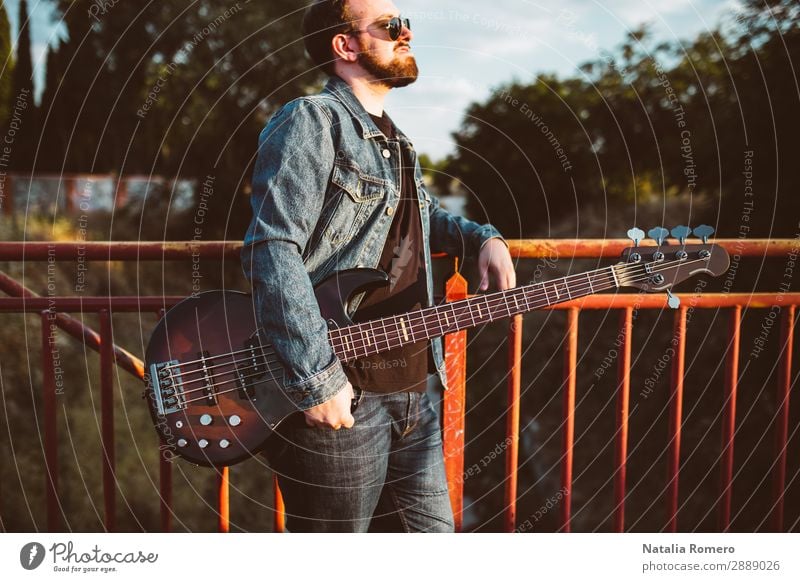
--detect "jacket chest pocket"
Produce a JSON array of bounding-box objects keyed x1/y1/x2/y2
[
  {"x1": 416, "y1": 177, "x2": 431, "y2": 236},
  {"x1": 324, "y1": 163, "x2": 387, "y2": 247}
]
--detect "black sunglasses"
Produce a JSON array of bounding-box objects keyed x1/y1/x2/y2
[{"x1": 349, "y1": 16, "x2": 411, "y2": 41}]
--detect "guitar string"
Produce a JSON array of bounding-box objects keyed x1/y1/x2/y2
[
  {"x1": 171, "y1": 259, "x2": 708, "y2": 405},
  {"x1": 175, "y1": 260, "x2": 701, "y2": 407},
  {"x1": 161, "y1": 255, "x2": 698, "y2": 372},
  {"x1": 329, "y1": 257, "x2": 708, "y2": 355},
  {"x1": 171, "y1": 268, "x2": 619, "y2": 389},
  {"x1": 167, "y1": 257, "x2": 704, "y2": 394},
  {"x1": 162, "y1": 264, "x2": 616, "y2": 370},
  {"x1": 170, "y1": 266, "x2": 627, "y2": 387}
]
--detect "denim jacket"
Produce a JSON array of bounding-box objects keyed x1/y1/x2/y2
[{"x1": 241, "y1": 75, "x2": 505, "y2": 410}]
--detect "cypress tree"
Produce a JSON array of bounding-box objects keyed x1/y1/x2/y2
[
  {"x1": 0, "y1": 3, "x2": 13, "y2": 127},
  {"x1": 9, "y1": 0, "x2": 35, "y2": 170}
]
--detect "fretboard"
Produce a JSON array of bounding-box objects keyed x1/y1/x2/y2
[{"x1": 328, "y1": 266, "x2": 619, "y2": 362}]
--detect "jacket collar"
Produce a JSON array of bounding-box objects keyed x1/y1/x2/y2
[{"x1": 322, "y1": 75, "x2": 400, "y2": 141}]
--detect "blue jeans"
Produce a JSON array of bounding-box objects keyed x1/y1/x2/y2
[{"x1": 266, "y1": 389, "x2": 455, "y2": 532}]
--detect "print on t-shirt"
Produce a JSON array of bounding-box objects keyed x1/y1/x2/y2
[{"x1": 389, "y1": 234, "x2": 414, "y2": 291}]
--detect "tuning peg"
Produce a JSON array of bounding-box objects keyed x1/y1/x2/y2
[
  {"x1": 693, "y1": 224, "x2": 715, "y2": 244},
  {"x1": 666, "y1": 290, "x2": 680, "y2": 309},
  {"x1": 670, "y1": 225, "x2": 692, "y2": 245},
  {"x1": 648, "y1": 227, "x2": 669, "y2": 246},
  {"x1": 626, "y1": 227, "x2": 645, "y2": 247}
]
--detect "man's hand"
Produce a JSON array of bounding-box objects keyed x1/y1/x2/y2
[
  {"x1": 302, "y1": 381, "x2": 356, "y2": 430},
  {"x1": 478, "y1": 238, "x2": 516, "y2": 291}
]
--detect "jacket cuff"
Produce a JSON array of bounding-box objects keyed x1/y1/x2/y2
[
  {"x1": 475, "y1": 225, "x2": 508, "y2": 254},
  {"x1": 282, "y1": 355, "x2": 350, "y2": 410}
]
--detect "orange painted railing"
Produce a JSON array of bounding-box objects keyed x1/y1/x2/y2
[{"x1": 0, "y1": 239, "x2": 797, "y2": 532}]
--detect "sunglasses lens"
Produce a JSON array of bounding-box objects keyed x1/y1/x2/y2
[{"x1": 388, "y1": 17, "x2": 401, "y2": 40}]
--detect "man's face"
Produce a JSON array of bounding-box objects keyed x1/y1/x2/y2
[{"x1": 345, "y1": 0, "x2": 417, "y2": 87}]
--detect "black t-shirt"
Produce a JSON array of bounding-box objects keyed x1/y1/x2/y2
[{"x1": 341, "y1": 112, "x2": 429, "y2": 393}]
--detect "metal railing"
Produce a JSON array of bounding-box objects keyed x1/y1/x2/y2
[{"x1": 0, "y1": 239, "x2": 796, "y2": 532}]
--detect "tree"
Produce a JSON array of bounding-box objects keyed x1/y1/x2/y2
[
  {"x1": 39, "y1": 0, "x2": 323, "y2": 238},
  {"x1": 8, "y1": 0, "x2": 36, "y2": 170},
  {"x1": 442, "y1": 12, "x2": 799, "y2": 239},
  {"x1": 0, "y1": 3, "x2": 13, "y2": 127}
]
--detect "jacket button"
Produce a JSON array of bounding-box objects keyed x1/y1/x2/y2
[
  {"x1": 382, "y1": 149, "x2": 391, "y2": 158},
  {"x1": 386, "y1": 206, "x2": 394, "y2": 215}
]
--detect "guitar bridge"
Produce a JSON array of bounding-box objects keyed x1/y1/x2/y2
[{"x1": 150, "y1": 360, "x2": 186, "y2": 415}]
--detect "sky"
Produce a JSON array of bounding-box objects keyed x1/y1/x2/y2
[{"x1": 4, "y1": 0, "x2": 745, "y2": 160}]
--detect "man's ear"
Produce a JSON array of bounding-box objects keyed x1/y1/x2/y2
[{"x1": 332, "y1": 33, "x2": 359, "y2": 64}]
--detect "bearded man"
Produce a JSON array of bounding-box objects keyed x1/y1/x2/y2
[{"x1": 241, "y1": 0, "x2": 515, "y2": 532}]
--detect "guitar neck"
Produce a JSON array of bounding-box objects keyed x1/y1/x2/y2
[{"x1": 329, "y1": 265, "x2": 620, "y2": 362}]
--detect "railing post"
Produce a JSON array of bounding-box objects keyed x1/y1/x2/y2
[
  {"x1": 155, "y1": 309, "x2": 173, "y2": 533},
  {"x1": 40, "y1": 311, "x2": 62, "y2": 531},
  {"x1": 718, "y1": 305, "x2": 741, "y2": 531},
  {"x1": 614, "y1": 307, "x2": 633, "y2": 532},
  {"x1": 504, "y1": 314, "x2": 522, "y2": 532},
  {"x1": 273, "y1": 475, "x2": 285, "y2": 533},
  {"x1": 666, "y1": 306, "x2": 687, "y2": 532},
  {"x1": 443, "y1": 258, "x2": 467, "y2": 532},
  {"x1": 99, "y1": 309, "x2": 116, "y2": 531},
  {"x1": 218, "y1": 467, "x2": 230, "y2": 532},
  {"x1": 559, "y1": 307, "x2": 579, "y2": 532},
  {"x1": 771, "y1": 304, "x2": 796, "y2": 531},
  {"x1": 158, "y1": 449, "x2": 173, "y2": 532}
]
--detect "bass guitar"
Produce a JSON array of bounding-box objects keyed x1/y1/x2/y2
[{"x1": 143, "y1": 226, "x2": 729, "y2": 467}]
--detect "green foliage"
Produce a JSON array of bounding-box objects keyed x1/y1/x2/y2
[
  {"x1": 37, "y1": 0, "x2": 324, "y2": 238},
  {"x1": 442, "y1": 7, "x2": 800, "y2": 238}
]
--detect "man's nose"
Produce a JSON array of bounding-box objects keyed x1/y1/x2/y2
[{"x1": 400, "y1": 22, "x2": 412, "y2": 42}]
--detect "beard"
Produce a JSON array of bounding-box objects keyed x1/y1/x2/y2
[{"x1": 356, "y1": 42, "x2": 419, "y2": 88}]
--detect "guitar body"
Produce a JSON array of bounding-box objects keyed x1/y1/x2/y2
[{"x1": 144, "y1": 268, "x2": 389, "y2": 467}]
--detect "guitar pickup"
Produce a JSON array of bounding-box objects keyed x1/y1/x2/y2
[
  {"x1": 197, "y1": 351, "x2": 217, "y2": 405},
  {"x1": 234, "y1": 337, "x2": 267, "y2": 400}
]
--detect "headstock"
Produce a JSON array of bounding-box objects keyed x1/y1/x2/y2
[{"x1": 616, "y1": 225, "x2": 730, "y2": 306}]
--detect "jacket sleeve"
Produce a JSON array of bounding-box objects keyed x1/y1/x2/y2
[
  {"x1": 427, "y1": 190, "x2": 508, "y2": 262},
  {"x1": 240, "y1": 98, "x2": 349, "y2": 410}
]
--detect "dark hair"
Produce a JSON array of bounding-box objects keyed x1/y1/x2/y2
[{"x1": 302, "y1": 0, "x2": 354, "y2": 76}]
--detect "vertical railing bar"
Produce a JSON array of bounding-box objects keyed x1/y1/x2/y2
[
  {"x1": 719, "y1": 305, "x2": 741, "y2": 531},
  {"x1": 666, "y1": 306, "x2": 687, "y2": 532},
  {"x1": 443, "y1": 259, "x2": 468, "y2": 532},
  {"x1": 504, "y1": 314, "x2": 522, "y2": 532},
  {"x1": 40, "y1": 311, "x2": 61, "y2": 531},
  {"x1": 614, "y1": 307, "x2": 633, "y2": 532},
  {"x1": 155, "y1": 308, "x2": 173, "y2": 533},
  {"x1": 559, "y1": 307, "x2": 579, "y2": 532},
  {"x1": 158, "y1": 450, "x2": 173, "y2": 533},
  {"x1": 99, "y1": 309, "x2": 116, "y2": 531},
  {"x1": 273, "y1": 475, "x2": 285, "y2": 533},
  {"x1": 771, "y1": 304, "x2": 795, "y2": 531},
  {"x1": 218, "y1": 466, "x2": 230, "y2": 532}
]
